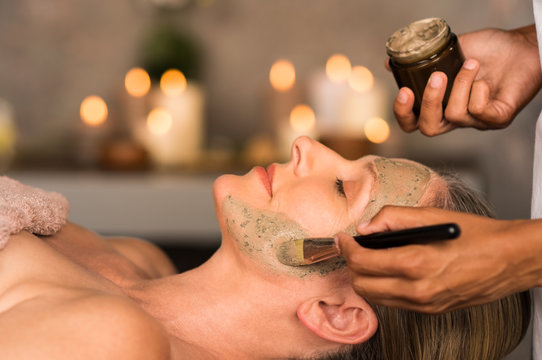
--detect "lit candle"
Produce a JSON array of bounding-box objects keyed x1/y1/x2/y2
[
  {"x1": 309, "y1": 56, "x2": 388, "y2": 140},
  {"x1": 121, "y1": 67, "x2": 151, "y2": 146},
  {"x1": 134, "y1": 69, "x2": 204, "y2": 168},
  {"x1": 125, "y1": 67, "x2": 151, "y2": 98},
  {"x1": 80, "y1": 95, "x2": 108, "y2": 127},
  {"x1": 326, "y1": 54, "x2": 351, "y2": 83},
  {"x1": 277, "y1": 104, "x2": 318, "y2": 160},
  {"x1": 269, "y1": 59, "x2": 296, "y2": 92},
  {"x1": 267, "y1": 59, "x2": 304, "y2": 159},
  {"x1": 364, "y1": 117, "x2": 390, "y2": 144},
  {"x1": 77, "y1": 95, "x2": 109, "y2": 167}
]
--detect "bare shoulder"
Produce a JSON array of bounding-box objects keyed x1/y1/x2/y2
[
  {"x1": 108, "y1": 236, "x2": 178, "y2": 277},
  {"x1": 0, "y1": 292, "x2": 171, "y2": 360}
]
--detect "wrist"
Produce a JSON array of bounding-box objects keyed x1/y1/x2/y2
[
  {"x1": 513, "y1": 24, "x2": 538, "y2": 49},
  {"x1": 506, "y1": 218, "x2": 542, "y2": 288}
]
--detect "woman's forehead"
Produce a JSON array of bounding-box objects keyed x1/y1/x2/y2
[
  {"x1": 353, "y1": 155, "x2": 431, "y2": 174},
  {"x1": 350, "y1": 155, "x2": 433, "y2": 223}
]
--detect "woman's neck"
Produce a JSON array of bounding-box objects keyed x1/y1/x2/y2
[{"x1": 126, "y1": 245, "x2": 301, "y2": 359}]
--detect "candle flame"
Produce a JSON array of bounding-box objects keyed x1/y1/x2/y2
[
  {"x1": 269, "y1": 59, "x2": 296, "y2": 91},
  {"x1": 147, "y1": 107, "x2": 173, "y2": 135},
  {"x1": 80, "y1": 95, "x2": 108, "y2": 126},
  {"x1": 326, "y1": 54, "x2": 351, "y2": 83},
  {"x1": 125, "y1": 67, "x2": 151, "y2": 97},
  {"x1": 349, "y1": 66, "x2": 374, "y2": 93},
  {"x1": 364, "y1": 117, "x2": 390, "y2": 144},
  {"x1": 160, "y1": 69, "x2": 187, "y2": 97},
  {"x1": 290, "y1": 104, "x2": 316, "y2": 133}
]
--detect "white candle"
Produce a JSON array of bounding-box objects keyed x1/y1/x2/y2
[
  {"x1": 308, "y1": 66, "x2": 388, "y2": 139},
  {"x1": 135, "y1": 82, "x2": 204, "y2": 168},
  {"x1": 77, "y1": 95, "x2": 109, "y2": 167},
  {"x1": 277, "y1": 104, "x2": 318, "y2": 160}
]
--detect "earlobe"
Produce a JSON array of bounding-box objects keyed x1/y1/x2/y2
[{"x1": 297, "y1": 291, "x2": 378, "y2": 344}]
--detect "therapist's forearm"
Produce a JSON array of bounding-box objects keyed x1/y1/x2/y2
[
  {"x1": 514, "y1": 24, "x2": 538, "y2": 49},
  {"x1": 505, "y1": 218, "x2": 542, "y2": 289}
]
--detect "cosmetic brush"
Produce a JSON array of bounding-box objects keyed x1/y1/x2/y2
[{"x1": 276, "y1": 223, "x2": 460, "y2": 266}]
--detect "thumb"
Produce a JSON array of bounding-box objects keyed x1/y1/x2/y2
[
  {"x1": 385, "y1": 58, "x2": 391, "y2": 72},
  {"x1": 336, "y1": 232, "x2": 363, "y2": 259},
  {"x1": 355, "y1": 216, "x2": 394, "y2": 235}
]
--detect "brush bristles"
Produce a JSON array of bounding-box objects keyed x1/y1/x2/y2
[
  {"x1": 276, "y1": 238, "x2": 340, "y2": 266},
  {"x1": 276, "y1": 239, "x2": 307, "y2": 266}
]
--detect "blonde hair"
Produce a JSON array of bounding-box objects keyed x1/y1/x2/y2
[{"x1": 310, "y1": 171, "x2": 531, "y2": 360}]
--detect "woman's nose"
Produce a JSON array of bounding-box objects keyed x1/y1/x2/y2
[{"x1": 291, "y1": 136, "x2": 315, "y2": 176}]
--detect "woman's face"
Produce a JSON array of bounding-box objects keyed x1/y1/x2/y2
[{"x1": 213, "y1": 137, "x2": 437, "y2": 277}]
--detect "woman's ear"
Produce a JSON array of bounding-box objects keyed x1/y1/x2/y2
[{"x1": 297, "y1": 288, "x2": 378, "y2": 344}]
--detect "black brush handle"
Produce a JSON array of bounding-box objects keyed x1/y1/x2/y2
[{"x1": 353, "y1": 223, "x2": 460, "y2": 249}]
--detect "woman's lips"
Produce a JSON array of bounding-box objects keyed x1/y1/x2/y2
[{"x1": 255, "y1": 166, "x2": 273, "y2": 197}]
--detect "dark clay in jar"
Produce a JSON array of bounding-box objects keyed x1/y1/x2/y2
[{"x1": 386, "y1": 18, "x2": 465, "y2": 115}]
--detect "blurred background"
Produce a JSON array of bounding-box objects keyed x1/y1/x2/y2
[
  {"x1": 0, "y1": 0, "x2": 538, "y2": 261},
  {"x1": 0, "y1": 1, "x2": 537, "y2": 356}
]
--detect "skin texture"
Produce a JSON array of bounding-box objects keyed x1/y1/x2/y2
[
  {"x1": 217, "y1": 137, "x2": 435, "y2": 279},
  {"x1": 391, "y1": 25, "x2": 542, "y2": 136},
  {"x1": 361, "y1": 157, "x2": 431, "y2": 222},
  {"x1": 335, "y1": 24, "x2": 542, "y2": 314},
  {"x1": 0, "y1": 137, "x2": 443, "y2": 359},
  {"x1": 223, "y1": 195, "x2": 345, "y2": 277}
]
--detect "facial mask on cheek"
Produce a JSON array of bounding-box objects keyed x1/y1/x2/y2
[
  {"x1": 360, "y1": 157, "x2": 431, "y2": 222},
  {"x1": 221, "y1": 196, "x2": 346, "y2": 278}
]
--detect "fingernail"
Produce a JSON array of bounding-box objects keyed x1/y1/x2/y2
[
  {"x1": 429, "y1": 73, "x2": 442, "y2": 88},
  {"x1": 358, "y1": 221, "x2": 370, "y2": 228},
  {"x1": 463, "y1": 59, "x2": 477, "y2": 70},
  {"x1": 397, "y1": 89, "x2": 408, "y2": 104}
]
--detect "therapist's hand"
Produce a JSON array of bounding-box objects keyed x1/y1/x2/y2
[
  {"x1": 337, "y1": 206, "x2": 542, "y2": 313},
  {"x1": 392, "y1": 25, "x2": 542, "y2": 136}
]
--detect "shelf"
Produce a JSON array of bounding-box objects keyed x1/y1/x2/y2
[{"x1": 7, "y1": 171, "x2": 221, "y2": 245}]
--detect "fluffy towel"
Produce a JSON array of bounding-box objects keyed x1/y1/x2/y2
[{"x1": 0, "y1": 176, "x2": 69, "y2": 249}]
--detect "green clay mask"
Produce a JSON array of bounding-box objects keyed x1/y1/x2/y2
[
  {"x1": 221, "y1": 157, "x2": 431, "y2": 276},
  {"x1": 222, "y1": 196, "x2": 345, "y2": 278},
  {"x1": 361, "y1": 157, "x2": 431, "y2": 222}
]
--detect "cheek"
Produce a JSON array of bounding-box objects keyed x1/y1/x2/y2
[
  {"x1": 222, "y1": 196, "x2": 348, "y2": 278},
  {"x1": 213, "y1": 174, "x2": 267, "y2": 209},
  {"x1": 278, "y1": 184, "x2": 346, "y2": 236}
]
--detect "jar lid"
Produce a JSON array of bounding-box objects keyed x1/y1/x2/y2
[{"x1": 386, "y1": 18, "x2": 451, "y2": 64}]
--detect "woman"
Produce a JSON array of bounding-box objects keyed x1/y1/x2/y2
[{"x1": 0, "y1": 137, "x2": 529, "y2": 359}]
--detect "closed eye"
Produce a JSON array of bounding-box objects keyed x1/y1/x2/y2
[{"x1": 335, "y1": 178, "x2": 346, "y2": 198}]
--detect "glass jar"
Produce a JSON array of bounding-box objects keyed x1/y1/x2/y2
[{"x1": 386, "y1": 18, "x2": 465, "y2": 114}]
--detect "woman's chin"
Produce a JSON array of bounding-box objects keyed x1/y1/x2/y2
[
  {"x1": 212, "y1": 175, "x2": 238, "y2": 232},
  {"x1": 212, "y1": 174, "x2": 234, "y2": 204}
]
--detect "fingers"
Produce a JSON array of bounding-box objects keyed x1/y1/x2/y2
[
  {"x1": 444, "y1": 59, "x2": 481, "y2": 127},
  {"x1": 337, "y1": 232, "x2": 398, "y2": 277},
  {"x1": 469, "y1": 80, "x2": 514, "y2": 128},
  {"x1": 393, "y1": 87, "x2": 418, "y2": 132},
  {"x1": 355, "y1": 206, "x2": 431, "y2": 236},
  {"x1": 441, "y1": 58, "x2": 511, "y2": 131},
  {"x1": 392, "y1": 58, "x2": 509, "y2": 135},
  {"x1": 384, "y1": 57, "x2": 391, "y2": 72},
  {"x1": 417, "y1": 72, "x2": 455, "y2": 136},
  {"x1": 337, "y1": 231, "x2": 427, "y2": 278},
  {"x1": 352, "y1": 278, "x2": 463, "y2": 313}
]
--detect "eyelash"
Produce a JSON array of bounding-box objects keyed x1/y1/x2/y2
[{"x1": 335, "y1": 178, "x2": 346, "y2": 197}]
